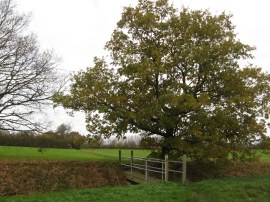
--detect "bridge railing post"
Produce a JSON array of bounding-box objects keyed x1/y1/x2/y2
[
  {"x1": 165, "y1": 154, "x2": 168, "y2": 182},
  {"x1": 145, "y1": 159, "x2": 148, "y2": 183},
  {"x1": 130, "y1": 150, "x2": 133, "y2": 179},
  {"x1": 162, "y1": 160, "x2": 164, "y2": 180},
  {"x1": 182, "y1": 154, "x2": 187, "y2": 183},
  {"x1": 119, "y1": 150, "x2": 121, "y2": 164}
]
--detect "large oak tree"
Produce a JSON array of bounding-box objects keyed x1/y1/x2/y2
[
  {"x1": 0, "y1": 0, "x2": 62, "y2": 132},
  {"x1": 54, "y1": 0, "x2": 270, "y2": 161}
]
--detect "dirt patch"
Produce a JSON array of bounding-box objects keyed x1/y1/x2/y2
[{"x1": 0, "y1": 161, "x2": 128, "y2": 196}]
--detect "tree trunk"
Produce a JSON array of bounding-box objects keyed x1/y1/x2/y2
[{"x1": 160, "y1": 135, "x2": 173, "y2": 158}]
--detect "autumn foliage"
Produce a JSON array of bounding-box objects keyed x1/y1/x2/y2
[{"x1": 54, "y1": 0, "x2": 270, "y2": 163}]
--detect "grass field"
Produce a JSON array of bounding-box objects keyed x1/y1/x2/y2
[
  {"x1": 0, "y1": 146, "x2": 150, "y2": 161},
  {"x1": 0, "y1": 146, "x2": 269, "y2": 162},
  {"x1": 0, "y1": 146, "x2": 269, "y2": 176},
  {"x1": 256, "y1": 150, "x2": 270, "y2": 162},
  {"x1": 2, "y1": 176, "x2": 270, "y2": 202},
  {"x1": 0, "y1": 146, "x2": 270, "y2": 201}
]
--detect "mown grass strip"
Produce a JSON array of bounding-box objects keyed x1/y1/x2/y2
[{"x1": 2, "y1": 176, "x2": 270, "y2": 202}]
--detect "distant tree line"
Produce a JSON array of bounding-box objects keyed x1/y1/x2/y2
[
  {"x1": 0, "y1": 130, "x2": 143, "y2": 150},
  {"x1": 0, "y1": 124, "x2": 86, "y2": 150},
  {"x1": 0, "y1": 123, "x2": 144, "y2": 150}
]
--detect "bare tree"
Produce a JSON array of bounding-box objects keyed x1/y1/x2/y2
[{"x1": 0, "y1": 0, "x2": 63, "y2": 132}]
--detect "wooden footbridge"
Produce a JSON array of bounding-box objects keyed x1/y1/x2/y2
[{"x1": 118, "y1": 150, "x2": 187, "y2": 184}]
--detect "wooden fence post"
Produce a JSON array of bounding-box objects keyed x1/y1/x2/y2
[
  {"x1": 182, "y1": 154, "x2": 187, "y2": 183},
  {"x1": 145, "y1": 159, "x2": 148, "y2": 183},
  {"x1": 162, "y1": 161, "x2": 164, "y2": 180},
  {"x1": 165, "y1": 154, "x2": 168, "y2": 182},
  {"x1": 119, "y1": 150, "x2": 121, "y2": 164},
  {"x1": 130, "y1": 150, "x2": 133, "y2": 179}
]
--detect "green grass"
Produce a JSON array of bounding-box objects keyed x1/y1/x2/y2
[
  {"x1": 0, "y1": 146, "x2": 150, "y2": 161},
  {"x1": 2, "y1": 176, "x2": 270, "y2": 202},
  {"x1": 0, "y1": 146, "x2": 270, "y2": 201},
  {"x1": 0, "y1": 146, "x2": 269, "y2": 162},
  {"x1": 255, "y1": 150, "x2": 270, "y2": 162}
]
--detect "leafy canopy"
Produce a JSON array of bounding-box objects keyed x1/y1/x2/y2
[{"x1": 54, "y1": 0, "x2": 270, "y2": 161}]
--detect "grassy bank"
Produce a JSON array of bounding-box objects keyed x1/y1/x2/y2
[
  {"x1": 0, "y1": 161, "x2": 128, "y2": 196},
  {"x1": 2, "y1": 176, "x2": 270, "y2": 202},
  {"x1": 0, "y1": 146, "x2": 149, "y2": 161}
]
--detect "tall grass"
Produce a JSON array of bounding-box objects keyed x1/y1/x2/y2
[{"x1": 2, "y1": 176, "x2": 270, "y2": 202}]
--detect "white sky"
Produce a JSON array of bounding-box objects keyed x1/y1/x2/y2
[{"x1": 17, "y1": 0, "x2": 270, "y2": 135}]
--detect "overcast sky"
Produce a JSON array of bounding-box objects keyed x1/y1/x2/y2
[{"x1": 17, "y1": 0, "x2": 270, "y2": 134}]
